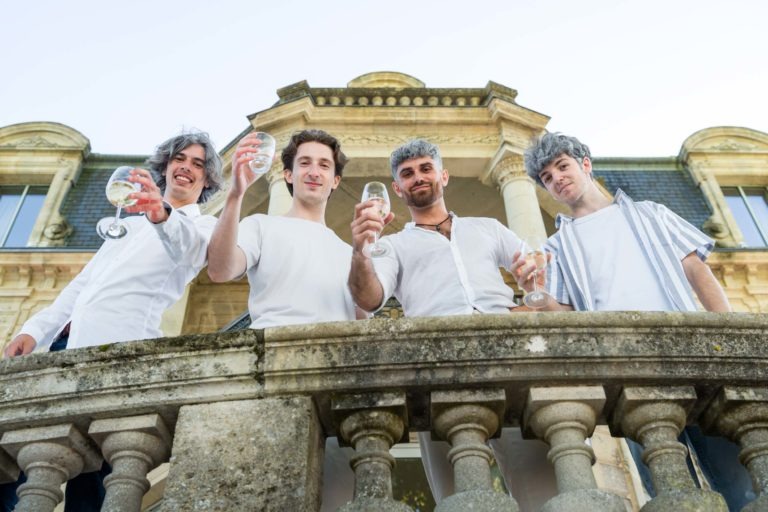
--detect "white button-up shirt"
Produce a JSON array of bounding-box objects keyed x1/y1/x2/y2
[
  {"x1": 372, "y1": 215, "x2": 524, "y2": 317},
  {"x1": 19, "y1": 204, "x2": 215, "y2": 350}
]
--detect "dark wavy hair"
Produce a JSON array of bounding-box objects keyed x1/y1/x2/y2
[
  {"x1": 145, "y1": 131, "x2": 224, "y2": 203},
  {"x1": 281, "y1": 129, "x2": 347, "y2": 196}
]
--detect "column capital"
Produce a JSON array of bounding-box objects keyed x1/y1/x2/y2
[
  {"x1": 265, "y1": 162, "x2": 286, "y2": 186},
  {"x1": 489, "y1": 157, "x2": 528, "y2": 188}
]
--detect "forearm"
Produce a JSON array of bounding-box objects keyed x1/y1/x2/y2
[
  {"x1": 348, "y1": 253, "x2": 385, "y2": 312},
  {"x1": 683, "y1": 254, "x2": 732, "y2": 312},
  {"x1": 207, "y1": 193, "x2": 247, "y2": 282}
]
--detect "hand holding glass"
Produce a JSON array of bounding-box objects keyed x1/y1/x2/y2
[
  {"x1": 96, "y1": 166, "x2": 141, "y2": 240},
  {"x1": 248, "y1": 132, "x2": 276, "y2": 175},
  {"x1": 522, "y1": 240, "x2": 551, "y2": 309},
  {"x1": 361, "y1": 182, "x2": 390, "y2": 258}
]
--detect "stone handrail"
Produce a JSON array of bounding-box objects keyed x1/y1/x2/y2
[{"x1": 0, "y1": 312, "x2": 766, "y2": 511}]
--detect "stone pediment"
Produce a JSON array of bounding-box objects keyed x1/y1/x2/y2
[
  {"x1": 0, "y1": 122, "x2": 90, "y2": 155},
  {"x1": 681, "y1": 126, "x2": 768, "y2": 157}
]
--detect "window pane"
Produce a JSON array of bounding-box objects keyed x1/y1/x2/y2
[
  {"x1": 744, "y1": 189, "x2": 768, "y2": 239},
  {"x1": 0, "y1": 190, "x2": 23, "y2": 244},
  {"x1": 724, "y1": 193, "x2": 766, "y2": 247},
  {"x1": 4, "y1": 191, "x2": 47, "y2": 247}
]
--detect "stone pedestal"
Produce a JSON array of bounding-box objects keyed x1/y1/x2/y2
[
  {"x1": 431, "y1": 389, "x2": 518, "y2": 512},
  {"x1": 162, "y1": 397, "x2": 323, "y2": 511},
  {"x1": 333, "y1": 392, "x2": 412, "y2": 512},
  {"x1": 0, "y1": 424, "x2": 101, "y2": 512},
  {"x1": 524, "y1": 386, "x2": 624, "y2": 512},
  {"x1": 89, "y1": 414, "x2": 172, "y2": 512},
  {"x1": 614, "y1": 386, "x2": 727, "y2": 512},
  {"x1": 701, "y1": 386, "x2": 768, "y2": 512}
]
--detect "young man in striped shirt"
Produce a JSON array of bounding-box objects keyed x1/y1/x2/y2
[{"x1": 518, "y1": 132, "x2": 752, "y2": 509}]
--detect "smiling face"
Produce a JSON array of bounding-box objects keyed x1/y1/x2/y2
[
  {"x1": 283, "y1": 141, "x2": 340, "y2": 205},
  {"x1": 163, "y1": 143, "x2": 209, "y2": 208},
  {"x1": 392, "y1": 155, "x2": 449, "y2": 208},
  {"x1": 539, "y1": 153, "x2": 593, "y2": 207}
]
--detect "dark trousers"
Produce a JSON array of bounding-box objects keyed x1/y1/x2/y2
[{"x1": 0, "y1": 332, "x2": 110, "y2": 512}]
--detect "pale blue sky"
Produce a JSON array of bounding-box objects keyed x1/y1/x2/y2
[{"x1": 1, "y1": 0, "x2": 766, "y2": 157}]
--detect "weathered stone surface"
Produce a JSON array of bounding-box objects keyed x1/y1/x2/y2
[
  {"x1": 162, "y1": 397, "x2": 322, "y2": 512},
  {"x1": 0, "y1": 330, "x2": 261, "y2": 433},
  {"x1": 89, "y1": 414, "x2": 172, "y2": 512}
]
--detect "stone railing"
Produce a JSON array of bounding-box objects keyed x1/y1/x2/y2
[{"x1": 0, "y1": 312, "x2": 766, "y2": 511}]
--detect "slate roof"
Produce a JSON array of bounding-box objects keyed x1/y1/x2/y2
[{"x1": 592, "y1": 158, "x2": 712, "y2": 231}]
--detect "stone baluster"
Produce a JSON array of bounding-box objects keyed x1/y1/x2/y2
[
  {"x1": 333, "y1": 391, "x2": 412, "y2": 512},
  {"x1": 431, "y1": 389, "x2": 518, "y2": 512},
  {"x1": 0, "y1": 424, "x2": 101, "y2": 512},
  {"x1": 0, "y1": 447, "x2": 19, "y2": 484},
  {"x1": 88, "y1": 414, "x2": 172, "y2": 512},
  {"x1": 613, "y1": 386, "x2": 727, "y2": 511},
  {"x1": 266, "y1": 164, "x2": 292, "y2": 216},
  {"x1": 489, "y1": 156, "x2": 547, "y2": 243},
  {"x1": 701, "y1": 386, "x2": 768, "y2": 512},
  {"x1": 523, "y1": 386, "x2": 625, "y2": 512}
]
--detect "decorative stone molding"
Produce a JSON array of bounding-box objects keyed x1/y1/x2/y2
[
  {"x1": 333, "y1": 391, "x2": 411, "y2": 512},
  {"x1": 700, "y1": 387, "x2": 768, "y2": 512},
  {"x1": 524, "y1": 386, "x2": 624, "y2": 512},
  {"x1": 612, "y1": 386, "x2": 727, "y2": 511},
  {"x1": 88, "y1": 414, "x2": 172, "y2": 512},
  {"x1": 0, "y1": 423, "x2": 102, "y2": 512},
  {"x1": 431, "y1": 389, "x2": 518, "y2": 512}
]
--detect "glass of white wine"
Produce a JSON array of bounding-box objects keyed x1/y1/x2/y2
[
  {"x1": 522, "y1": 238, "x2": 551, "y2": 309},
  {"x1": 96, "y1": 166, "x2": 141, "y2": 240},
  {"x1": 361, "y1": 181, "x2": 391, "y2": 258},
  {"x1": 248, "y1": 132, "x2": 277, "y2": 175}
]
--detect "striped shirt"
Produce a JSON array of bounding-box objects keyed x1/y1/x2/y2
[{"x1": 545, "y1": 190, "x2": 714, "y2": 312}]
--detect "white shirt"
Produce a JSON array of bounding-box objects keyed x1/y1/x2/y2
[
  {"x1": 238, "y1": 214, "x2": 357, "y2": 328},
  {"x1": 571, "y1": 204, "x2": 673, "y2": 311},
  {"x1": 372, "y1": 215, "x2": 524, "y2": 317},
  {"x1": 19, "y1": 204, "x2": 215, "y2": 350}
]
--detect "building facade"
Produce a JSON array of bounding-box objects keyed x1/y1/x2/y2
[{"x1": 0, "y1": 72, "x2": 767, "y2": 511}]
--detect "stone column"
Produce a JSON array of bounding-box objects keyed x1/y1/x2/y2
[
  {"x1": 0, "y1": 424, "x2": 102, "y2": 512},
  {"x1": 88, "y1": 414, "x2": 172, "y2": 512},
  {"x1": 0, "y1": 448, "x2": 19, "y2": 484},
  {"x1": 431, "y1": 389, "x2": 518, "y2": 512},
  {"x1": 523, "y1": 386, "x2": 625, "y2": 512},
  {"x1": 333, "y1": 391, "x2": 412, "y2": 512},
  {"x1": 701, "y1": 386, "x2": 768, "y2": 512},
  {"x1": 490, "y1": 157, "x2": 547, "y2": 243},
  {"x1": 613, "y1": 386, "x2": 727, "y2": 512},
  {"x1": 163, "y1": 397, "x2": 323, "y2": 511},
  {"x1": 267, "y1": 165, "x2": 292, "y2": 216}
]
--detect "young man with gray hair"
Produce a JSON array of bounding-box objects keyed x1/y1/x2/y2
[
  {"x1": 518, "y1": 132, "x2": 750, "y2": 509},
  {"x1": 348, "y1": 138, "x2": 554, "y2": 507},
  {"x1": 1, "y1": 131, "x2": 223, "y2": 511}
]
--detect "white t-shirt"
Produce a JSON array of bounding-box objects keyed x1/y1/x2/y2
[
  {"x1": 372, "y1": 215, "x2": 523, "y2": 317},
  {"x1": 571, "y1": 204, "x2": 673, "y2": 311},
  {"x1": 238, "y1": 214, "x2": 357, "y2": 328}
]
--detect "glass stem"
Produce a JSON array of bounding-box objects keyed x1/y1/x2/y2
[{"x1": 110, "y1": 205, "x2": 123, "y2": 231}]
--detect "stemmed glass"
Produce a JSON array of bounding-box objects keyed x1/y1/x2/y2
[
  {"x1": 96, "y1": 166, "x2": 141, "y2": 240},
  {"x1": 361, "y1": 182, "x2": 391, "y2": 258},
  {"x1": 247, "y1": 132, "x2": 277, "y2": 175},
  {"x1": 522, "y1": 238, "x2": 551, "y2": 309}
]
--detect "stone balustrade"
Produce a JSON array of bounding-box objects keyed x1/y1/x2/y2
[{"x1": 0, "y1": 312, "x2": 766, "y2": 511}]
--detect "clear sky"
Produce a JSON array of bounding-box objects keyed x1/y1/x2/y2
[{"x1": 1, "y1": 0, "x2": 766, "y2": 157}]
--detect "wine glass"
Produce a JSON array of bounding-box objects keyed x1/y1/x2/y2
[
  {"x1": 522, "y1": 238, "x2": 551, "y2": 309},
  {"x1": 96, "y1": 166, "x2": 141, "y2": 240},
  {"x1": 361, "y1": 182, "x2": 391, "y2": 258},
  {"x1": 247, "y1": 132, "x2": 277, "y2": 175}
]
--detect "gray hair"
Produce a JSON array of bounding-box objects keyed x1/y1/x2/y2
[
  {"x1": 524, "y1": 133, "x2": 591, "y2": 186},
  {"x1": 389, "y1": 139, "x2": 443, "y2": 179},
  {"x1": 146, "y1": 131, "x2": 224, "y2": 203}
]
